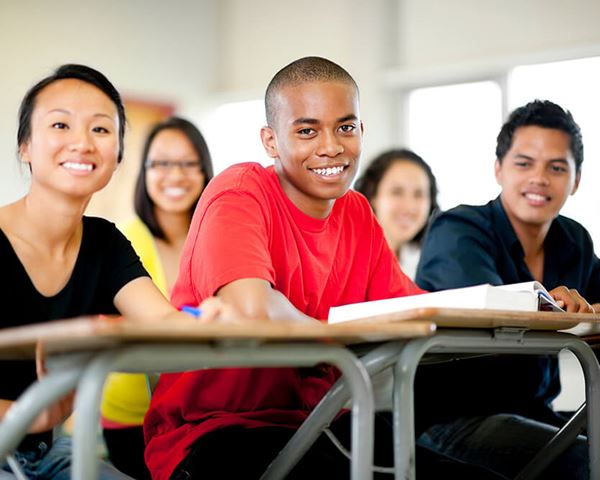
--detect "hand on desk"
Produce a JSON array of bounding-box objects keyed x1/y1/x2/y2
[
  {"x1": 28, "y1": 341, "x2": 74, "y2": 433},
  {"x1": 549, "y1": 286, "x2": 594, "y2": 313},
  {"x1": 197, "y1": 296, "x2": 245, "y2": 323}
]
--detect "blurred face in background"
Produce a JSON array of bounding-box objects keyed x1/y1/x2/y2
[
  {"x1": 371, "y1": 159, "x2": 431, "y2": 251},
  {"x1": 145, "y1": 128, "x2": 205, "y2": 215}
]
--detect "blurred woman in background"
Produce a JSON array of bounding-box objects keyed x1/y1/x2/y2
[
  {"x1": 355, "y1": 148, "x2": 439, "y2": 279},
  {"x1": 100, "y1": 117, "x2": 213, "y2": 479}
]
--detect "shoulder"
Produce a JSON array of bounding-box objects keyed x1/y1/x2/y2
[
  {"x1": 338, "y1": 189, "x2": 376, "y2": 220},
  {"x1": 82, "y1": 216, "x2": 131, "y2": 249},
  {"x1": 554, "y1": 214, "x2": 596, "y2": 248},
  {"x1": 429, "y1": 202, "x2": 495, "y2": 236},
  {"x1": 204, "y1": 163, "x2": 272, "y2": 196}
]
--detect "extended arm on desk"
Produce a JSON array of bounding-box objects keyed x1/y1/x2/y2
[{"x1": 217, "y1": 278, "x2": 317, "y2": 324}]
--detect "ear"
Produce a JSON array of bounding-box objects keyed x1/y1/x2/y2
[
  {"x1": 360, "y1": 120, "x2": 365, "y2": 135},
  {"x1": 571, "y1": 171, "x2": 581, "y2": 195},
  {"x1": 494, "y1": 159, "x2": 502, "y2": 186},
  {"x1": 260, "y1": 126, "x2": 279, "y2": 159},
  {"x1": 19, "y1": 142, "x2": 31, "y2": 164}
]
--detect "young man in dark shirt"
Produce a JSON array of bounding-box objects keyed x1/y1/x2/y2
[{"x1": 415, "y1": 100, "x2": 598, "y2": 479}]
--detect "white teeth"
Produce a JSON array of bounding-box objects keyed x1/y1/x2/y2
[
  {"x1": 312, "y1": 166, "x2": 344, "y2": 176},
  {"x1": 525, "y1": 193, "x2": 547, "y2": 202},
  {"x1": 164, "y1": 187, "x2": 187, "y2": 197},
  {"x1": 63, "y1": 162, "x2": 93, "y2": 171}
]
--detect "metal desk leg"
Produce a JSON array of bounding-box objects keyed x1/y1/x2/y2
[
  {"x1": 566, "y1": 339, "x2": 600, "y2": 480},
  {"x1": 72, "y1": 343, "x2": 375, "y2": 480},
  {"x1": 392, "y1": 331, "x2": 600, "y2": 480},
  {"x1": 393, "y1": 336, "x2": 436, "y2": 480},
  {"x1": 0, "y1": 368, "x2": 81, "y2": 461},
  {"x1": 262, "y1": 341, "x2": 406, "y2": 480}
]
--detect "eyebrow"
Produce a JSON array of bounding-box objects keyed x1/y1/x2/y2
[
  {"x1": 514, "y1": 153, "x2": 570, "y2": 164},
  {"x1": 47, "y1": 108, "x2": 115, "y2": 121},
  {"x1": 291, "y1": 114, "x2": 358, "y2": 126}
]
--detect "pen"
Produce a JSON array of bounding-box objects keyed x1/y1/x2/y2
[{"x1": 181, "y1": 305, "x2": 202, "y2": 318}]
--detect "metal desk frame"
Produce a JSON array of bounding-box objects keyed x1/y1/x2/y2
[
  {"x1": 0, "y1": 342, "x2": 375, "y2": 480},
  {"x1": 266, "y1": 329, "x2": 600, "y2": 480}
]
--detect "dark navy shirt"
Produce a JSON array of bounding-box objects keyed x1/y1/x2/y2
[{"x1": 414, "y1": 197, "x2": 600, "y2": 430}]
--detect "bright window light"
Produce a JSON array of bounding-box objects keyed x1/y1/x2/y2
[
  {"x1": 509, "y1": 57, "x2": 600, "y2": 244},
  {"x1": 202, "y1": 99, "x2": 271, "y2": 175},
  {"x1": 407, "y1": 81, "x2": 503, "y2": 210}
]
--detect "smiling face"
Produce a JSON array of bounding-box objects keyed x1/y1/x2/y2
[
  {"x1": 371, "y1": 160, "x2": 431, "y2": 251},
  {"x1": 261, "y1": 80, "x2": 363, "y2": 218},
  {"x1": 145, "y1": 128, "x2": 205, "y2": 215},
  {"x1": 19, "y1": 78, "x2": 120, "y2": 200},
  {"x1": 495, "y1": 125, "x2": 580, "y2": 232}
]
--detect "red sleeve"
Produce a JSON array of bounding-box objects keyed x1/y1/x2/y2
[
  {"x1": 190, "y1": 190, "x2": 276, "y2": 299},
  {"x1": 366, "y1": 214, "x2": 426, "y2": 301}
]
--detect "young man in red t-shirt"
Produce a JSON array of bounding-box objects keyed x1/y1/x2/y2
[{"x1": 144, "y1": 57, "x2": 503, "y2": 480}]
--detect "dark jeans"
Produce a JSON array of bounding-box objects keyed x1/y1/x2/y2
[
  {"x1": 103, "y1": 426, "x2": 151, "y2": 480},
  {"x1": 418, "y1": 413, "x2": 588, "y2": 480},
  {"x1": 171, "y1": 413, "x2": 505, "y2": 479}
]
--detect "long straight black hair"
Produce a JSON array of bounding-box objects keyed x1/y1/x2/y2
[{"x1": 133, "y1": 117, "x2": 214, "y2": 242}]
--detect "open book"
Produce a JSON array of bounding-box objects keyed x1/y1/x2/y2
[{"x1": 328, "y1": 281, "x2": 563, "y2": 324}]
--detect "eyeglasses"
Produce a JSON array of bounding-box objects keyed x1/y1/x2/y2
[{"x1": 145, "y1": 160, "x2": 202, "y2": 174}]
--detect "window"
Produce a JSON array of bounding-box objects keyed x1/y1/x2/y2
[
  {"x1": 201, "y1": 99, "x2": 270, "y2": 175},
  {"x1": 509, "y1": 57, "x2": 600, "y2": 242},
  {"x1": 405, "y1": 56, "x2": 600, "y2": 245},
  {"x1": 407, "y1": 81, "x2": 503, "y2": 210}
]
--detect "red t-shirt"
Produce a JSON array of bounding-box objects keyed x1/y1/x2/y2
[{"x1": 144, "y1": 163, "x2": 423, "y2": 479}]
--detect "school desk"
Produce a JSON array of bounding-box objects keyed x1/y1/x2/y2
[
  {"x1": 0, "y1": 315, "x2": 434, "y2": 480},
  {"x1": 264, "y1": 308, "x2": 600, "y2": 480}
]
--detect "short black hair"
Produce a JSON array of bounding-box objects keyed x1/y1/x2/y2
[
  {"x1": 17, "y1": 64, "x2": 126, "y2": 162},
  {"x1": 134, "y1": 116, "x2": 214, "y2": 242},
  {"x1": 496, "y1": 100, "x2": 583, "y2": 172},
  {"x1": 355, "y1": 148, "x2": 439, "y2": 244},
  {"x1": 265, "y1": 56, "x2": 358, "y2": 127}
]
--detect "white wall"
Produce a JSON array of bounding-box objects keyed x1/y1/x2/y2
[
  {"x1": 0, "y1": 0, "x2": 218, "y2": 205},
  {"x1": 2, "y1": 0, "x2": 600, "y2": 216},
  {"x1": 399, "y1": 0, "x2": 600, "y2": 69}
]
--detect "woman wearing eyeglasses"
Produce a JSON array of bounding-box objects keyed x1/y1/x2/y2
[{"x1": 100, "y1": 117, "x2": 214, "y2": 479}]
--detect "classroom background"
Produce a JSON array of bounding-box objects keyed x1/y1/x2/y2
[{"x1": 1, "y1": 0, "x2": 599, "y2": 410}]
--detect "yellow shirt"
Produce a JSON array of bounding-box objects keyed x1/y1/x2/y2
[{"x1": 100, "y1": 217, "x2": 168, "y2": 426}]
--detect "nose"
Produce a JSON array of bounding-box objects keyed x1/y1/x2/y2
[
  {"x1": 68, "y1": 127, "x2": 94, "y2": 153},
  {"x1": 528, "y1": 163, "x2": 550, "y2": 186},
  {"x1": 165, "y1": 163, "x2": 187, "y2": 179},
  {"x1": 316, "y1": 130, "x2": 344, "y2": 157}
]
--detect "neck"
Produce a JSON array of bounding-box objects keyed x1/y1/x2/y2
[
  {"x1": 17, "y1": 185, "x2": 88, "y2": 250},
  {"x1": 154, "y1": 208, "x2": 190, "y2": 245},
  {"x1": 385, "y1": 232, "x2": 402, "y2": 258}
]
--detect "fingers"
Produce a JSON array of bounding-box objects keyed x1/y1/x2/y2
[
  {"x1": 549, "y1": 286, "x2": 593, "y2": 313},
  {"x1": 35, "y1": 341, "x2": 46, "y2": 379},
  {"x1": 198, "y1": 297, "x2": 243, "y2": 324}
]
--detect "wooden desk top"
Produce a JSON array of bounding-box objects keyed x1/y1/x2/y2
[
  {"x1": 1, "y1": 307, "x2": 597, "y2": 359},
  {"x1": 0, "y1": 315, "x2": 436, "y2": 358},
  {"x1": 332, "y1": 307, "x2": 598, "y2": 331}
]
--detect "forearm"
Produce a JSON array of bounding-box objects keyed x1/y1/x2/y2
[
  {"x1": 217, "y1": 278, "x2": 317, "y2": 323},
  {"x1": 0, "y1": 399, "x2": 12, "y2": 421}
]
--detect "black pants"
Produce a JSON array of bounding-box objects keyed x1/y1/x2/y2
[
  {"x1": 170, "y1": 413, "x2": 506, "y2": 479},
  {"x1": 103, "y1": 426, "x2": 151, "y2": 480}
]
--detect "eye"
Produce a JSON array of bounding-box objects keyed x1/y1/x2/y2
[
  {"x1": 92, "y1": 126, "x2": 110, "y2": 134},
  {"x1": 297, "y1": 128, "x2": 315, "y2": 136},
  {"x1": 339, "y1": 124, "x2": 356, "y2": 133},
  {"x1": 550, "y1": 163, "x2": 568, "y2": 173},
  {"x1": 514, "y1": 161, "x2": 530, "y2": 168},
  {"x1": 51, "y1": 122, "x2": 68, "y2": 130}
]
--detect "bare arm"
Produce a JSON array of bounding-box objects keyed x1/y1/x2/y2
[
  {"x1": 217, "y1": 278, "x2": 318, "y2": 323},
  {"x1": 114, "y1": 276, "x2": 245, "y2": 324}
]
